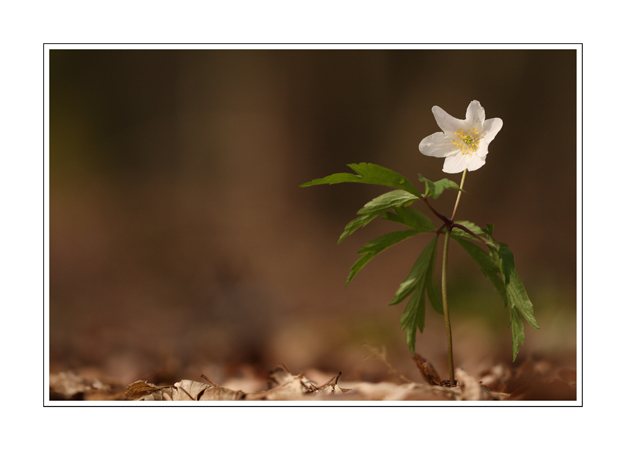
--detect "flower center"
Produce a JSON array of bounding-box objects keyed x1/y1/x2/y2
[{"x1": 452, "y1": 128, "x2": 482, "y2": 155}]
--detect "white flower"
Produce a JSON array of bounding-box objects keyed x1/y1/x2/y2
[{"x1": 418, "y1": 100, "x2": 503, "y2": 174}]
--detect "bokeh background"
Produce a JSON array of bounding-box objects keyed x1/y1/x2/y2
[{"x1": 49, "y1": 49, "x2": 577, "y2": 387}]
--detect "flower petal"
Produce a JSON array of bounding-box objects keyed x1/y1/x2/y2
[
  {"x1": 481, "y1": 117, "x2": 503, "y2": 143},
  {"x1": 476, "y1": 141, "x2": 490, "y2": 158},
  {"x1": 418, "y1": 132, "x2": 454, "y2": 158},
  {"x1": 464, "y1": 154, "x2": 487, "y2": 172},
  {"x1": 422, "y1": 101, "x2": 500, "y2": 173},
  {"x1": 442, "y1": 152, "x2": 470, "y2": 174},
  {"x1": 432, "y1": 106, "x2": 465, "y2": 135},
  {"x1": 465, "y1": 100, "x2": 485, "y2": 129},
  {"x1": 442, "y1": 152, "x2": 486, "y2": 173}
]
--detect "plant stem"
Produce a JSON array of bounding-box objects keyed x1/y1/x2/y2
[
  {"x1": 451, "y1": 169, "x2": 467, "y2": 221},
  {"x1": 441, "y1": 169, "x2": 468, "y2": 386},
  {"x1": 422, "y1": 197, "x2": 451, "y2": 225},
  {"x1": 441, "y1": 229, "x2": 455, "y2": 385}
]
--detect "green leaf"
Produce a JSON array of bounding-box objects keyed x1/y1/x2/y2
[
  {"x1": 356, "y1": 190, "x2": 419, "y2": 217},
  {"x1": 450, "y1": 220, "x2": 485, "y2": 241},
  {"x1": 382, "y1": 206, "x2": 436, "y2": 233},
  {"x1": 418, "y1": 174, "x2": 462, "y2": 200},
  {"x1": 502, "y1": 261, "x2": 538, "y2": 362},
  {"x1": 397, "y1": 236, "x2": 440, "y2": 354},
  {"x1": 488, "y1": 241, "x2": 539, "y2": 362},
  {"x1": 346, "y1": 230, "x2": 419, "y2": 285},
  {"x1": 300, "y1": 163, "x2": 423, "y2": 198},
  {"x1": 481, "y1": 232, "x2": 538, "y2": 361},
  {"x1": 357, "y1": 230, "x2": 420, "y2": 255},
  {"x1": 390, "y1": 237, "x2": 438, "y2": 306},
  {"x1": 425, "y1": 244, "x2": 443, "y2": 314},
  {"x1": 401, "y1": 288, "x2": 426, "y2": 353},
  {"x1": 506, "y1": 269, "x2": 539, "y2": 330},
  {"x1": 510, "y1": 307, "x2": 525, "y2": 362},
  {"x1": 338, "y1": 214, "x2": 379, "y2": 244},
  {"x1": 451, "y1": 236, "x2": 507, "y2": 306},
  {"x1": 498, "y1": 246, "x2": 515, "y2": 285},
  {"x1": 454, "y1": 233, "x2": 538, "y2": 359},
  {"x1": 345, "y1": 253, "x2": 375, "y2": 286},
  {"x1": 338, "y1": 190, "x2": 419, "y2": 243}
]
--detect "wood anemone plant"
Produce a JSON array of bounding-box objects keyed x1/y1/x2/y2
[{"x1": 300, "y1": 101, "x2": 538, "y2": 386}]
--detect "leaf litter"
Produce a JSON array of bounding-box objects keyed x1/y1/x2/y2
[{"x1": 50, "y1": 352, "x2": 576, "y2": 401}]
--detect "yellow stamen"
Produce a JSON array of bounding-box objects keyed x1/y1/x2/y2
[{"x1": 452, "y1": 128, "x2": 482, "y2": 155}]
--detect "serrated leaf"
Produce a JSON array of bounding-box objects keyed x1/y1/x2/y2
[
  {"x1": 451, "y1": 236, "x2": 507, "y2": 306},
  {"x1": 338, "y1": 190, "x2": 419, "y2": 243},
  {"x1": 346, "y1": 253, "x2": 376, "y2": 286},
  {"x1": 506, "y1": 269, "x2": 539, "y2": 330},
  {"x1": 390, "y1": 237, "x2": 437, "y2": 306},
  {"x1": 357, "y1": 230, "x2": 420, "y2": 255},
  {"x1": 397, "y1": 236, "x2": 440, "y2": 354},
  {"x1": 510, "y1": 307, "x2": 524, "y2": 362},
  {"x1": 338, "y1": 214, "x2": 379, "y2": 243},
  {"x1": 425, "y1": 246, "x2": 443, "y2": 314},
  {"x1": 498, "y1": 246, "x2": 515, "y2": 285},
  {"x1": 356, "y1": 190, "x2": 419, "y2": 217},
  {"x1": 485, "y1": 237, "x2": 539, "y2": 361},
  {"x1": 418, "y1": 174, "x2": 462, "y2": 200},
  {"x1": 425, "y1": 275, "x2": 443, "y2": 314},
  {"x1": 401, "y1": 288, "x2": 426, "y2": 353},
  {"x1": 487, "y1": 240, "x2": 538, "y2": 329},
  {"x1": 300, "y1": 163, "x2": 422, "y2": 198},
  {"x1": 380, "y1": 211, "x2": 403, "y2": 226},
  {"x1": 346, "y1": 230, "x2": 419, "y2": 285},
  {"x1": 382, "y1": 206, "x2": 436, "y2": 233},
  {"x1": 450, "y1": 220, "x2": 485, "y2": 241},
  {"x1": 454, "y1": 220, "x2": 484, "y2": 235}
]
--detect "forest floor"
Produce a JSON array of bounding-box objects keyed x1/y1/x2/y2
[{"x1": 49, "y1": 351, "x2": 577, "y2": 402}]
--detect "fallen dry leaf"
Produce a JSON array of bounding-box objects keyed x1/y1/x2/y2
[
  {"x1": 123, "y1": 364, "x2": 516, "y2": 401},
  {"x1": 312, "y1": 372, "x2": 350, "y2": 395},
  {"x1": 52, "y1": 356, "x2": 561, "y2": 402},
  {"x1": 478, "y1": 364, "x2": 510, "y2": 393},
  {"x1": 177, "y1": 378, "x2": 246, "y2": 401},
  {"x1": 50, "y1": 371, "x2": 116, "y2": 400},
  {"x1": 455, "y1": 369, "x2": 500, "y2": 401},
  {"x1": 127, "y1": 376, "x2": 246, "y2": 401},
  {"x1": 125, "y1": 380, "x2": 164, "y2": 400},
  {"x1": 343, "y1": 381, "x2": 458, "y2": 401},
  {"x1": 127, "y1": 365, "x2": 350, "y2": 401},
  {"x1": 246, "y1": 367, "x2": 316, "y2": 400}
]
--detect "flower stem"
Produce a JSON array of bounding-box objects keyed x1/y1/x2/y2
[
  {"x1": 451, "y1": 169, "x2": 467, "y2": 221},
  {"x1": 441, "y1": 229, "x2": 455, "y2": 385},
  {"x1": 441, "y1": 169, "x2": 468, "y2": 386}
]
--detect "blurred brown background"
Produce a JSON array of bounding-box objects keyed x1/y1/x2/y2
[{"x1": 49, "y1": 49, "x2": 577, "y2": 386}]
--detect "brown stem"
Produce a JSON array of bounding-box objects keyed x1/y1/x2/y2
[
  {"x1": 422, "y1": 197, "x2": 452, "y2": 225},
  {"x1": 450, "y1": 223, "x2": 489, "y2": 245}
]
